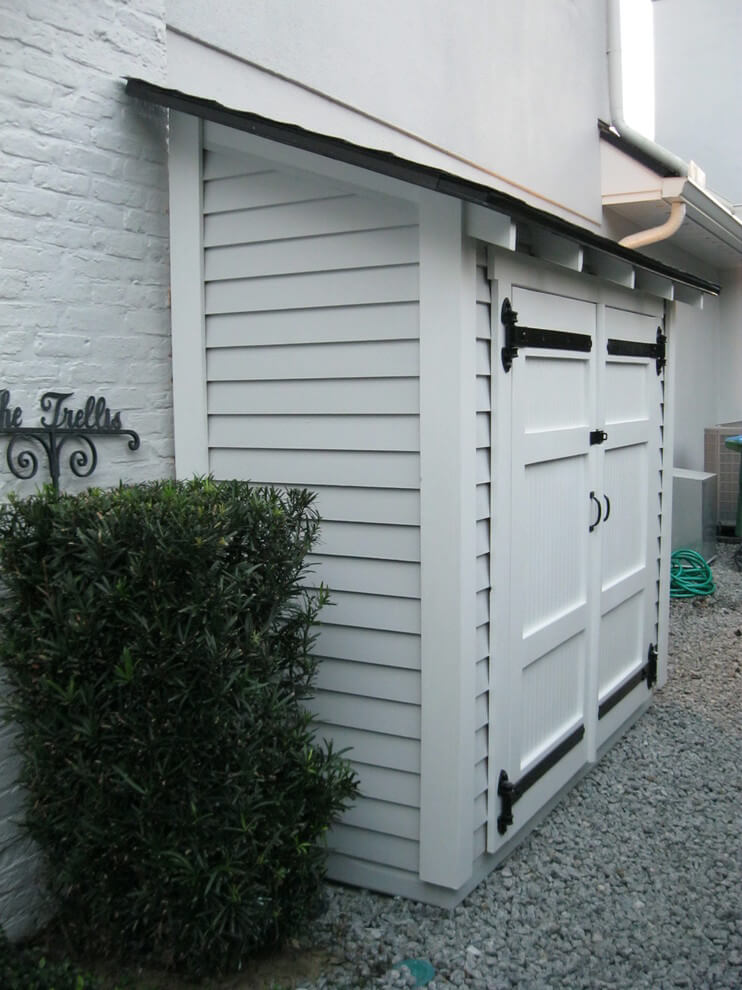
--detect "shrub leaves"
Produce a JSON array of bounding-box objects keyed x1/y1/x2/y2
[{"x1": 0, "y1": 479, "x2": 358, "y2": 975}]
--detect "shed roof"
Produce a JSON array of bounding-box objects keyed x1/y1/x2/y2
[{"x1": 126, "y1": 77, "x2": 721, "y2": 297}]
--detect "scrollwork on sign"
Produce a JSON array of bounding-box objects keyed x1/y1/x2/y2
[
  {"x1": 60, "y1": 433, "x2": 99, "y2": 479},
  {"x1": 6, "y1": 432, "x2": 44, "y2": 480},
  {"x1": 0, "y1": 389, "x2": 140, "y2": 492}
]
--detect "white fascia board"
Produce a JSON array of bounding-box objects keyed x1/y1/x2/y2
[{"x1": 600, "y1": 140, "x2": 667, "y2": 202}]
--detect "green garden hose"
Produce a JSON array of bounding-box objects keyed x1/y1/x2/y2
[{"x1": 670, "y1": 548, "x2": 716, "y2": 598}]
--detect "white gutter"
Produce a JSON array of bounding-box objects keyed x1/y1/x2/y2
[
  {"x1": 602, "y1": 156, "x2": 742, "y2": 266},
  {"x1": 681, "y1": 181, "x2": 742, "y2": 253},
  {"x1": 606, "y1": 0, "x2": 689, "y2": 179}
]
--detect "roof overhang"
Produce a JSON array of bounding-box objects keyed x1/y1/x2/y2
[
  {"x1": 601, "y1": 133, "x2": 742, "y2": 272},
  {"x1": 126, "y1": 77, "x2": 722, "y2": 299}
]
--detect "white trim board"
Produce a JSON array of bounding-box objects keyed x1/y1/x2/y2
[{"x1": 169, "y1": 112, "x2": 209, "y2": 477}]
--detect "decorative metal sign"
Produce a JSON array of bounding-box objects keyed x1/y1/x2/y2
[{"x1": 0, "y1": 389, "x2": 140, "y2": 492}]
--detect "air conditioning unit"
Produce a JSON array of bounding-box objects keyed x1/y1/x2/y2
[{"x1": 704, "y1": 421, "x2": 742, "y2": 531}]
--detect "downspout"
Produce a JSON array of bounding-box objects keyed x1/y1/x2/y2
[
  {"x1": 606, "y1": 0, "x2": 689, "y2": 178},
  {"x1": 607, "y1": 0, "x2": 694, "y2": 249},
  {"x1": 619, "y1": 199, "x2": 686, "y2": 249}
]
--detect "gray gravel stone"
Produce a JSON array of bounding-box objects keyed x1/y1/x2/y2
[{"x1": 298, "y1": 543, "x2": 741, "y2": 989}]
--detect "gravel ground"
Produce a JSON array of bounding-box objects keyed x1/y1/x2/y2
[{"x1": 298, "y1": 544, "x2": 742, "y2": 990}]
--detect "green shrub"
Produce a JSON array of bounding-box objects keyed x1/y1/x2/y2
[
  {"x1": 0, "y1": 925, "x2": 103, "y2": 990},
  {"x1": 0, "y1": 479, "x2": 358, "y2": 975}
]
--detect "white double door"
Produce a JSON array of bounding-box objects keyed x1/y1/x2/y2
[{"x1": 489, "y1": 259, "x2": 664, "y2": 849}]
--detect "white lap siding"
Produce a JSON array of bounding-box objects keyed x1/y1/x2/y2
[
  {"x1": 201, "y1": 129, "x2": 422, "y2": 884},
  {"x1": 474, "y1": 245, "x2": 492, "y2": 860}
]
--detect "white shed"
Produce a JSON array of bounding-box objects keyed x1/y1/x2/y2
[{"x1": 131, "y1": 81, "x2": 718, "y2": 907}]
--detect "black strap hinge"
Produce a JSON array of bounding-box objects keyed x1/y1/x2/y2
[
  {"x1": 497, "y1": 770, "x2": 516, "y2": 835},
  {"x1": 606, "y1": 326, "x2": 666, "y2": 376},
  {"x1": 497, "y1": 725, "x2": 585, "y2": 835},
  {"x1": 646, "y1": 642, "x2": 658, "y2": 689},
  {"x1": 501, "y1": 298, "x2": 519, "y2": 371},
  {"x1": 501, "y1": 298, "x2": 592, "y2": 372},
  {"x1": 655, "y1": 328, "x2": 667, "y2": 375},
  {"x1": 598, "y1": 642, "x2": 659, "y2": 719}
]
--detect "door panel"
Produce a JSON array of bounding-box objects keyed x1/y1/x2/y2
[
  {"x1": 602, "y1": 442, "x2": 649, "y2": 584},
  {"x1": 523, "y1": 454, "x2": 589, "y2": 637},
  {"x1": 596, "y1": 306, "x2": 663, "y2": 746},
  {"x1": 520, "y1": 631, "x2": 586, "y2": 769},
  {"x1": 494, "y1": 279, "x2": 594, "y2": 844},
  {"x1": 488, "y1": 257, "x2": 665, "y2": 851},
  {"x1": 524, "y1": 356, "x2": 591, "y2": 432},
  {"x1": 604, "y1": 361, "x2": 648, "y2": 424},
  {"x1": 598, "y1": 592, "x2": 644, "y2": 697}
]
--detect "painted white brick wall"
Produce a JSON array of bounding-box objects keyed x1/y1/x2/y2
[{"x1": 0, "y1": 0, "x2": 171, "y2": 937}]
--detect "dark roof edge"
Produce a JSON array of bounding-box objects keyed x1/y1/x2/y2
[
  {"x1": 597, "y1": 119, "x2": 680, "y2": 179},
  {"x1": 126, "y1": 77, "x2": 720, "y2": 296}
]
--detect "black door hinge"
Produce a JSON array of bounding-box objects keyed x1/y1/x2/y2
[
  {"x1": 497, "y1": 770, "x2": 516, "y2": 835},
  {"x1": 500, "y1": 298, "x2": 592, "y2": 372},
  {"x1": 497, "y1": 725, "x2": 585, "y2": 835},
  {"x1": 598, "y1": 642, "x2": 659, "y2": 719},
  {"x1": 501, "y1": 298, "x2": 520, "y2": 371},
  {"x1": 646, "y1": 642, "x2": 658, "y2": 688},
  {"x1": 606, "y1": 326, "x2": 666, "y2": 376},
  {"x1": 654, "y1": 327, "x2": 667, "y2": 376}
]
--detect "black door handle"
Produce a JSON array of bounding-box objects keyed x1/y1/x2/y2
[
  {"x1": 603, "y1": 494, "x2": 611, "y2": 522},
  {"x1": 589, "y1": 491, "x2": 602, "y2": 532}
]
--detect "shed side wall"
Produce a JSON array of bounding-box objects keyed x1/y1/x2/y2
[{"x1": 200, "y1": 123, "x2": 423, "y2": 883}]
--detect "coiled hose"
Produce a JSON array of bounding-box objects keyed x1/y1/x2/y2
[{"x1": 670, "y1": 548, "x2": 716, "y2": 598}]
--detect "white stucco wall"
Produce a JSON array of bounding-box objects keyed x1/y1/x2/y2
[
  {"x1": 653, "y1": 0, "x2": 742, "y2": 466},
  {"x1": 671, "y1": 296, "x2": 720, "y2": 471},
  {"x1": 654, "y1": 0, "x2": 742, "y2": 208},
  {"x1": 717, "y1": 271, "x2": 742, "y2": 427},
  {"x1": 0, "y1": 0, "x2": 171, "y2": 938},
  {"x1": 165, "y1": 0, "x2": 609, "y2": 228}
]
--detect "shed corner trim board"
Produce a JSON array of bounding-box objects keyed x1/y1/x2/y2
[
  {"x1": 418, "y1": 193, "x2": 476, "y2": 889},
  {"x1": 169, "y1": 111, "x2": 209, "y2": 478}
]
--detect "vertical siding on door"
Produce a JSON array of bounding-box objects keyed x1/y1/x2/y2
[
  {"x1": 201, "y1": 135, "x2": 423, "y2": 885},
  {"x1": 655, "y1": 376, "x2": 666, "y2": 642},
  {"x1": 603, "y1": 304, "x2": 663, "y2": 657},
  {"x1": 474, "y1": 244, "x2": 492, "y2": 860}
]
